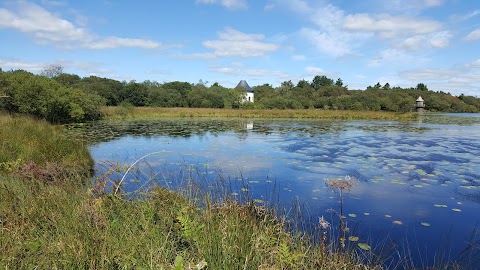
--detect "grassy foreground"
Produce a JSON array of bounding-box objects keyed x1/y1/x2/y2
[
  {"x1": 101, "y1": 106, "x2": 417, "y2": 121},
  {"x1": 0, "y1": 114, "x2": 385, "y2": 269}
]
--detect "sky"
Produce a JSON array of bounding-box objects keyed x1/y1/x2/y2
[{"x1": 0, "y1": 0, "x2": 479, "y2": 96}]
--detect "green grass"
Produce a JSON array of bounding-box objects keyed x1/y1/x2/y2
[
  {"x1": 101, "y1": 106, "x2": 417, "y2": 121},
  {"x1": 0, "y1": 114, "x2": 93, "y2": 175}
]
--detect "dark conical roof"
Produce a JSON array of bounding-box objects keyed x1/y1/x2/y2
[{"x1": 236, "y1": 80, "x2": 253, "y2": 93}]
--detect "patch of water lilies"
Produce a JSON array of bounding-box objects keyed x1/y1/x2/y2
[{"x1": 421, "y1": 222, "x2": 431, "y2": 227}]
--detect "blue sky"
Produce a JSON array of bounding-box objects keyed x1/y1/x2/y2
[{"x1": 0, "y1": 0, "x2": 479, "y2": 96}]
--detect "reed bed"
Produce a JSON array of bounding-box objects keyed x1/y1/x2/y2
[{"x1": 101, "y1": 107, "x2": 417, "y2": 121}]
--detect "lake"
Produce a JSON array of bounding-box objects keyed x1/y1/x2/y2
[{"x1": 71, "y1": 113, "x2": 480, "y2": 267}]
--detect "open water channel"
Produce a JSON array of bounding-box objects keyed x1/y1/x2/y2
[{"x1": 70, "y1": 113, "x2": 480, "y2": 268}]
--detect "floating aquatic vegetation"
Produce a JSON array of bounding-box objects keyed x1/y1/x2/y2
[
  {"x1": 452, "y1": 208, "x2": 462, "y2": 212},
  {"x1": 414, "y1": 185, "x2": 423, "y2": 188},
  {"x1": 348, "y1": 236, "x2": 359, "y2": 242},
  {"x1": 254, "y1": 199, "x2": 264, "y2": 204},
  {"x1": 348, "y1": 214, "x2": 357, "y2": 218},
  {"x1": 421, "y1": 222, "x2": 430, "y2": 227},
  {"x1": 358, "y1": 243, "x2": 371, "y2": 251},
  {"x1": 385, "y1": 215, "x2": 392, "y2": 218},
  {"x1": 393, "y1": 220, "x2": 403, "y2": 225},
  {"x1": 434, "y1": 204, "x2": 448, "y2": 208}
]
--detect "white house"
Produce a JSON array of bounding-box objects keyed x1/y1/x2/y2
[{"x1": 236, "y1": 80, "x2": 254, "y2": 103}]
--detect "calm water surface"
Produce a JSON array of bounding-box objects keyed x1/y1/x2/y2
[{"x1": 72, "y1": 114, "x2": 480, "y2": 267}]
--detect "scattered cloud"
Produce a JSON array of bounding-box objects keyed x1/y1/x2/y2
[
  {"x1": 0, "y1": 58, "x2": 110, "y2": 75},
  {"x1": 190, "y1": 27, "x2": 279, "y2": 58},
  {"x1": 292, "y1": 55, "x2": 306, "y2": 61},
  {"x1": 195, "y1": 0, "x2": 247, "y2": 10},
  {"x1": 465, "y1": 28, "x2": 480, "y2": 41},
  {"x1": 343, "y1": 14, "x2": 441, "y2": 39},
  {"x1": 0, "y1": 1, "x2": 164, "y2": 50},
  {"x1": 264, "y1": 3, "x2": 275, "y2": 11},
  {"x1": 450, "y1": 10, "x2": 480, "y2": 22},
  {"x1": 368, "y1": 48, "x2": 430, "y2": 68},
  {"x1": 400, "y1": 31, "x2": 452, "y2": 50},
  {"x1": 305, "y1": 66, "x2": 326, "y2": 76},
  {"x1": 399, "y1": 65, "x2": 480, "y2": 96},
  {"x1": 379, "y1": 0, "x2": 445, "y2": 13}
]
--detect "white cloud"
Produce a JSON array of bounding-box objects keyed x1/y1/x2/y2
[
  {"x1": 450, "y1": 10, "x2": 480, "y2": 21},
  {"x1": 0, "y1": 1, "x2": 163, "y2": 50},
  {"x1": 292, "y1": 55, "x2": 306, "y2": 61},
  {"x1": 399, "y1": 65, "x2": 480, "y2": 96},
  {"x1": 0, "y1": 58, "x2": 45, "y2": 72},
  {"x1": 196, "y1": 28, "x2": 279, "y2": 58},
  {"x1": 343, "y1": 14, "x2": 441, "y2": 39},
  {"x1": 305, "y1": 66, "x2": 326, "y2": 76},
  {"x1": 292, "y1": 3, "x2": 373, "y2": 57},
  {"x1": 465, "y1": 28, "x2": 480, "y2": 41},
  {"x1": 400, "y1": 31, "x2": 452, "y2": 50},
  {"x1": 380, "y1": 0, "x2": 445, "y2": 13},
  {"x1": 0, "y1": 58, "x2": 111, "y2": 75},
  {"x1": 264, "y1": 3, "x2": 275, "y2": 11},
  {"x1": 210, "y1": 64, "x2": 289, "y2": 82},
  {"x1": 466, "y1": 59, "x2": 480, "y2": 68},
  {"x1": 368, "y1": 48, "x2": 429, "y2": 68},
  {"x1": 196, "y1": 0, "x2": 247, "y2": 10}
]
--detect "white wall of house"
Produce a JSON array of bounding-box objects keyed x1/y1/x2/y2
[{"x1": 243, "y1": 92, "x2": 254, "y2": 103}]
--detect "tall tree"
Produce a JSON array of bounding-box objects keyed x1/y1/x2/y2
[
  {"x1": 311, "y1": 75, "x2": 334, "y2": 89},
  {"x1": 40, "y1": 64, "x2": 64, "y2": 78},
  {"x1": 416, "y1": 83, "x2": 428, "y2": 91}
]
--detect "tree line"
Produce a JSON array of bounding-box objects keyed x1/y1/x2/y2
[{"x1": 1, "y1": 66, "x2": 479, "y2": 123}]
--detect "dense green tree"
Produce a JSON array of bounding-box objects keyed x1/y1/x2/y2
[
  {"x1": 416, "y1": 83, "x2": 428, "y2": 91},
  {"x1": 311, "y1": 75, "x2": 334, "y2": 89},
  {"x1": 281, "y1": 80, "x2": 294, "y2": 89},
  {"x1": 335, "y1": 78, "x2": 344, "y2": 87}
]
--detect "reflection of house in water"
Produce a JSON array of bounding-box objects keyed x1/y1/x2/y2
[{"x1": 236, "y1": 80, "x2": 254, "y2": 103}]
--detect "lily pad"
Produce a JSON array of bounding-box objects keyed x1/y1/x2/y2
[
  {"x1": 364, "y1": 212, "x2": 370, "y2": 216},
  {"x1": 358, "y1": 243, "x2": 371, "y2": 251},
  {"x1": 385, "y1": 215, "x2": 392, "y2": 218},
  {"x1": 348, "y1": 213, "x2": 357, "y2": 218},
  {"x1": 393, "y1": 220, "x2": 403, "y2": 225},
  {"x1": 421, "y1": 222, "x2": 430, "y2": 227},
  {"x1": 452, "y1": 208, "x2": 462, "y2": 212},
  {"x1": 434, "y1": 204, "x2": 448, "y2": 208},
  {"x1": 349, "y1": 236, "x2": 359, "y2": 242},
  {"x1": 414, "y1": 185, "x2": 423, "y2": 188}
]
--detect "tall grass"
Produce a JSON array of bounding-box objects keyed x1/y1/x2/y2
[
  {"x1": 101, "y1": 107, "x2": 417, "y2": 121},
  {"x1": 0, "y1": 114, "x2": 92, "y2": 175}
]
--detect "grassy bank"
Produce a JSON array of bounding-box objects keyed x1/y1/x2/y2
[
  {"x1": 101, "y1": 106, "x2": 417, "y2": 121},
  {"x1": 0, "y1": 114, "x2": 386, "y2": 269}
]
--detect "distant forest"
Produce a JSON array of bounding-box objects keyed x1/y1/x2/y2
[{"x1": 1, "y1": 65, "x2": 480, "y2": 123}]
